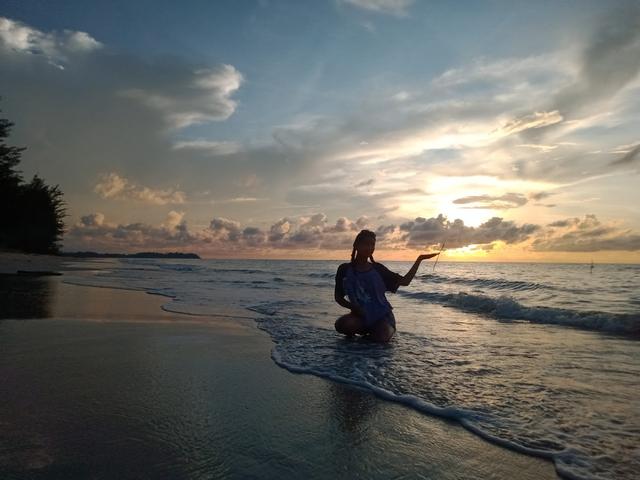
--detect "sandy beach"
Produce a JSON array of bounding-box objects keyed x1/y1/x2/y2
[
  {"x1": 0, "y1": 267, "x2": 559, "y2": 479},
  {"x1": 0, "y1": 251, "x2": 66, "y2": 275}
]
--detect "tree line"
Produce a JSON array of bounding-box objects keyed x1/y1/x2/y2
[{"x1": 0, "y1": 106, "x2": 66, "y2": 254}]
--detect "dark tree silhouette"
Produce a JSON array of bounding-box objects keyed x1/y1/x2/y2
[
  {"x1": 0, "y1": 116, "x2": 25, "y2": 187},
  {"x1": 0, "y1": 105, "x2": 66, "y2": 253}
]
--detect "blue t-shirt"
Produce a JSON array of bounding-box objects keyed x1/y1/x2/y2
[{"x1": 334, "y1": 262, "x2": 402, "y2": 328}]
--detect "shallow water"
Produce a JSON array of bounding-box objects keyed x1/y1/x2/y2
[
  {"x1": 62, "y1": 258, "x2": 640, "y2": 480},
  {"x1": 0, "y1": 278, "x2": 557, "y2": 480}
]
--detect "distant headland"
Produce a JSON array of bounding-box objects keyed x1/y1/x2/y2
[{"x1": 60, "y1": 251, "x2": 201, "y2": 259}]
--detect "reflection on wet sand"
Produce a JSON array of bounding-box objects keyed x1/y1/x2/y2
[
  {"x1": 329, "y1": 382, "x2": 379, "y2": 434},
  {"x1": 0, "y1": 275, "x2": 57, "y2": 319},
  {"x1": 0, "y1": 275, "x2": 180, "y2": 322}
]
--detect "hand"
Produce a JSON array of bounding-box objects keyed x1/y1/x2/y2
[{"x1": 419, "y1": 252, "x2": 439, "y2": 261}]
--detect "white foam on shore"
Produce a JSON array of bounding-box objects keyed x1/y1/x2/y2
[{"x1": 268, "y1": 348, "x2": 576, "y2": 474}]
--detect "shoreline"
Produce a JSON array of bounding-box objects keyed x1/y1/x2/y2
[{"x1": 0, "y1": 272, "x2": 559, "y2": 478}]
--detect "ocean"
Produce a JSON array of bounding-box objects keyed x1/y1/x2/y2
[{"x1": 63, "y1": 258, "x2": 640, "y2": 480}]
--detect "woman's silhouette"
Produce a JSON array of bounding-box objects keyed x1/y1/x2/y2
[{"x1": 334, "y1": 229, "x2": 438, "y2": 342}]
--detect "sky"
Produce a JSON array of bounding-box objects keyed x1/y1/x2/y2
[{"x1": 1, "y1": 0, "x2": 639, "y2": 261}]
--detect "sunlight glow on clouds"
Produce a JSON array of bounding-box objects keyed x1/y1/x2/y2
[
  {"x1": 94, "y1": 173, "x2": 187, "y2": 205},
  {"x1": 65, "y1": 210, "x2": 640, "y2": 259},
  {"x1": 2, "y1": 2, "x2": 640, "y2": 261}
]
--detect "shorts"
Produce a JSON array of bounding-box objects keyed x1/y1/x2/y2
[{"x1": 365, "y1": 310, "x2": 396, "y2": 332}]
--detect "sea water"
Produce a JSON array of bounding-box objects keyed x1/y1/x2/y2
[{"x1": 63, "y1": 259, "x2": 640, "y2": 480}]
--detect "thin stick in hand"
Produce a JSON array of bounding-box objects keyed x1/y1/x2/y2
[{"x1": 432, "y1": 241, "x2": 445, "y2": 272}]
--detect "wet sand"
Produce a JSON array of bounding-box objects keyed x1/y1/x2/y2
[
  {"x1": 0, "y1": 275, "x2": 559, "y2": 479},
  {"x1": 0, "y1": 252, "x2": 64, "y2": 275}
]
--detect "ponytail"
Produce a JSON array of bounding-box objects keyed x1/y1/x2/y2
[{"x1": 349, "y1": 229, "x2": 376, "y2": 263}]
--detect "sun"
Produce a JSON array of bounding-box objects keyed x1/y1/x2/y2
[{"x1": 398, "y1": 187, "x2": 497, "y2": 228}]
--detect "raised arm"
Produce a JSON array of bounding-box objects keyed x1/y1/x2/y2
[{"x1": 399, "y1": 253, "x2": 439, "y2": 286}]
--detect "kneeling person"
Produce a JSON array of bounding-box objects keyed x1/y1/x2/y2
[{"x1": 334, "y1": 229, "x2": 438, "y2": 343}]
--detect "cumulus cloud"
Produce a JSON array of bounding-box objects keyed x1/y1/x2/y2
[
  {"x1": 120, "y1": 64, "x2": 243, "y2": 129},
  {"x1": 0, "y1": 16, "x2": 102, "y2": 68},
  {"x1": 339, "y1": 0, "x2": 414, "y2": 16},
  {"x1": 205, "y1": 213, "x2": 540, "y2": 250},
  {"x1": 94, "y1": 172, "x2": 186, "y2": 205},
  {"x1": 65, "y1": 210, "x2": 640, "y2": 255},
  {"x1": 67, "y1": 211, "x2": 369, "y2": 253},
  {"x1": 534, "y1": 214, "x2": 640, "y2": 252},
  {"x1": 66, "y1": 210, "x2": 198, "y2": 250},
  {"x1": 395, "y1": 214, "x2": 540, "y2": 249},
  {"x1": 261, "y1": 213, "x2": 369, "y2": 250}
]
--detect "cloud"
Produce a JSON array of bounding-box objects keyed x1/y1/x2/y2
[
  {"x1": 66, "y1": 211, "x2": 369, "y2": 253},
  {"x1": 497, "y1": 110, "x2": 564, "y2": 136},
  {"x1": 285, "y1": 182, "x2": 428, "y2": 216},
  {"x1": 339, "y1": 0, "x2": 414, "y2": 16},
  {"x1": 66, "y1": 210, "x2": 198, "y2": 250},
  {"x1": 94, "y1": 173, "x2": 186, "y2": 205},
  {"x1": 551, "y1": 3, "x2": 640, "y2": 120},
  {"x1": 534, "y1": 214, "x2": 640, "y2": 252},
  {"x1": 3, "y1": 12, "x2": 639, "y2": 243},
  {"x1": 119, "y1": 64, "x2": 243, "y2": 129},
  {"x1": 356, "y1": 178, "x2": 375, "y2": 187},
  {"x1": 529, "y1": 191, "x2": 554, "y2": 201},
  {"x1": 610, "y1": 143, "x2": 640, "y2": 166},
  {"x1": 66, "y1": 210, "x2": 640, "y2": 255},
  {"x1": 516, "y1": 144, "x2": 559, "y2": 153},
  {"x1": 221, "y1": 197, "x2": 260, "y2": 203},
  {"x1": 0, "y1": 16, "x2": 102, "y2": 68},
  {"x1": 510, "y1": 3, "x2": 640, "y2": 148},
  {"x1": 208, "y1": 217, "x2": 243, "y2": 242},
  {"x1": 431, "y1": 52, "x2": 571, "y2": 90},
  {"x1": 453, "y1": 192, "x2": 528, "y2": 210},
  {"x1": 414, "y1": 3, "x2": 640, "y2": 185},
  {"x1": 396, "y1": 214, "x2": 540, "y2": 248},
  {"x1": 172, "y1": 139, "x2": 240, "y2": 155},
  {"x1": 258, "y1": 50, "x2": 577, "y2": 188},
  {"x1": 0, "y1": 16, "x2": 258, "y2": 213}
]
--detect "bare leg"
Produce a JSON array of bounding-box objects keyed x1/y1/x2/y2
[{"x1": 335, "y1": 313, "x2": 367, "y2": 336}]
